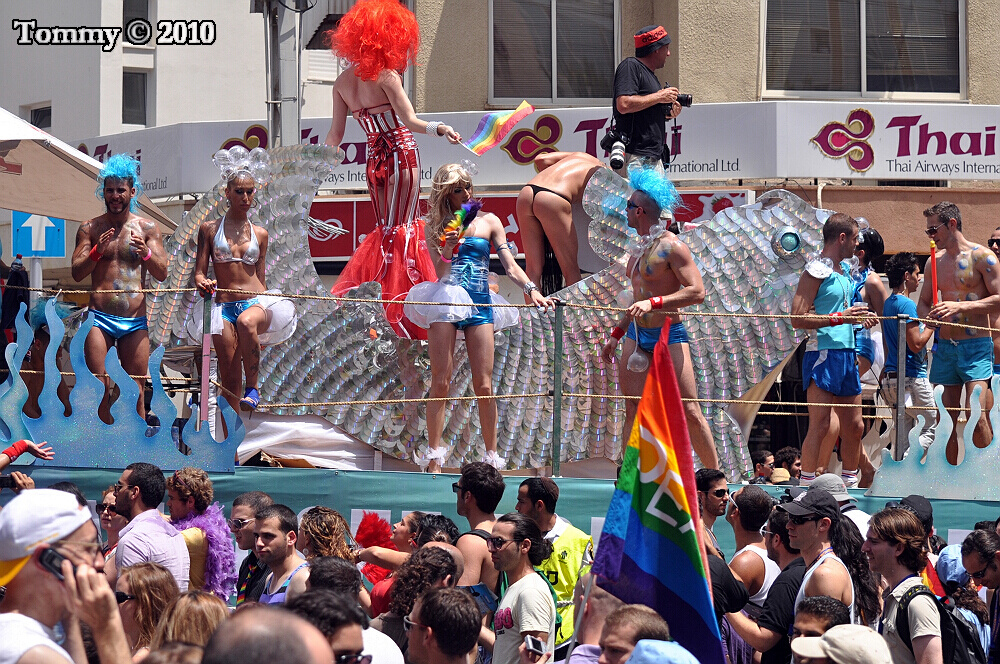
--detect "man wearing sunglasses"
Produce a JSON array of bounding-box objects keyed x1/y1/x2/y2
[
  {"x1": 405, "y1": 587, "x2": 482, "y2": 664},
  {"x1": 0, "y1": 489, "x2": 131, "y2": 664},
  {"x1": 696, "y1": 468, "x2": 729, "y2": 557},
  {"x1": 230, "y1": 491, "x2": 274, "y2": 605},
  {"x1": 918, "y1": 202, "x2": 1000, "y2": 463},
  {"x1": 791, "y1": 213, "x2": 876, "y2": 489},
  {"x1": 777, "y1": 489, "x2": 855, "y2": 621},
  {"x1": 961, "y1": 529, "x2": 1000, "y2": 664}
]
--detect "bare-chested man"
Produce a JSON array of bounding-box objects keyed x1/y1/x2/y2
[
  {"x1": 601, "y1": 169, "x2": 719, "y2": 469},
  {"x1": 515, "y1": 151, "x2": 606, "y2": 291},
  {"x1": 71, "y1": 155, "x2": 167, "y2": 423},
  {"x1": 918, "y1": 202, "x2": 1000, "y2": 463}
]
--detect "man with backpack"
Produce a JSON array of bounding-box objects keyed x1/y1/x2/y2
[{"x1": 864, "y1": 508, "x2": 984, "y2": 664}]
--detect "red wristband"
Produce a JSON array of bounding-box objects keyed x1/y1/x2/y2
[
  {"x1": 2, "y1": 439, "x2": 29, "y2": 461},
  {"x1": 829, "y1": 312, "x2": 844, "y2": 326},
  {"x1": 650, "y1": 296, "x2": 663, "y2": 310},
  {"x1": 611, "y1": 327, "x2": 626, "y2": 340},
  {"x1": 89, "y1": 246, "x2": 103, "y2": 262}
]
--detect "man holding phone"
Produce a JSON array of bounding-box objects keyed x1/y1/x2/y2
[{"x1": 0, "y1": 489, "x2": 131, "y2": 664}]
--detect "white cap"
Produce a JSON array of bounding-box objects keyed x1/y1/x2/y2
[
  {"x1": 790, "y1": 624, "x2": 891, "y2": 664},
  {"x1": 0, "y1": 489, "x2": 93, "y2": 585}
]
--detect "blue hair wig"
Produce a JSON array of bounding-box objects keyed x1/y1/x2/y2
[
  {"x1": 95, "y1": 154, "x2": 143, "y2": 212},
  {"x1": 628, "y1": 166, "x2": 679, "y2": 216}
]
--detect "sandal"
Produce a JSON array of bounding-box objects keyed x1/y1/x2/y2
[{"x1": 240, "y1": 387, "x2": 260, "y2": 412}]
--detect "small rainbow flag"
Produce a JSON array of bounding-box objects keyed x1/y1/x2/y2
[
  {"x1": 462, "y1": 101, "x2": 535, "y2": 155},
  {"x1": 592, "y1": 334, "x2": 724, "y2": 664}
]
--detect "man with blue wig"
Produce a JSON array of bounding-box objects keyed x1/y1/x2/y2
[
  {"x1": 601, "y1": 167, "x2": 718, "y2": 469},
  {"x1": 71, "y1": 154, "x2": 167, "y2": 423}
]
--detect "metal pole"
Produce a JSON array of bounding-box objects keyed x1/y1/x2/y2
[
  {"x1": 552, "y1": 301, "x2": 564, "y2": 476},
  {"x1": 894, "y1": 313, "x2": 907, "y2": 460},
  {"x1": 27, "y1": 257, "x2": 42, "y2": 308},
  {"x1": 199, "y1": 296, "x2": 212, "y2": 431}
]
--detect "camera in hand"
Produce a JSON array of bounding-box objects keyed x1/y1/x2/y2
[
  {"x1": 0, "y1": 475, "x2": 15, "y2": 489},
  {"x1": 676, "y1": 93, "x2": 693, "y2": 107},
  {"x1": 609, "y1": 140, "x2": 627, "y2": 170}
]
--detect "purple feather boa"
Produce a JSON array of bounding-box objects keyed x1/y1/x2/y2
[{"x1": 172, "y1": 502, "x2": 237, "y2": 600}]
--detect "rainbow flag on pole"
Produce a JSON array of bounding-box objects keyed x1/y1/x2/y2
[
  {"x1": 462, "y1": 101, "x2": 535, "y2": 155},
  {"x1": 592, "y1": 337, "x2": 724, "y2": 664}
]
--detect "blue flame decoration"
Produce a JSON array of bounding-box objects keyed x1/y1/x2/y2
[
  {"x1": 868, "y1": 379, "x2": 1000, "y2": 500},
  {"x1": 2, "y1": 300, "x2": 242, "y2": 471}
]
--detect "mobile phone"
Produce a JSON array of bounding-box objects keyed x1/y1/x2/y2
[
  {"x1": 0, "y1": 475, "x2": 15, "y2": 490},
  {"x1": 38, "y1": 547, "x2": 75, "y2": 581},
  {"x1": 523, "y1": 635, "x2": 545, "y2": 657}
]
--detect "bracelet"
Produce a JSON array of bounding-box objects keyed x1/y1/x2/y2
[
  {"x1": 425, "y1": 121, "x2": 443, "y2": 136},
  {"x1": 89, "y1": 246, "x2": 103, "y2": 262},
  {"x1": 1, "y1": 439, "x2": 29, "y2": 461},
  {"x1": 523, "y1": 280, "x2": 539, "y2": 295},
  {"x1": 829, "y1": 312, "x2": 844, "y2": 326},
  {"x1": 498, "y1": 241, "x2": 517, "y2": 254},
  {"x1": 649, "y1": 296, "x2": 664, "y2": 309},
  {"x1": 439, "y1": 253, "x2": 452, "y2": 264},
  {"x1": 611, "y1": 327, "x2": 626, "y2": 340},
  {"x1": 141, "y1": 247, "x2": 152, "y2": 261}
]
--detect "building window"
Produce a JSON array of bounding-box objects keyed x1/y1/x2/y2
[
  {"x1": 124, "y1": 0, "x2": 148, "y2": 26},
  {"x1": 490, "y1": 0, "x2": 617, "y2": 104},
  {"x1": 30, "y1": 106, "x2": 51, "y2": 130},
  {"x1": 123, "y1": 72, "x2": 147, "y2": 125},
  {"x1": 765, "y1": 0, "x2": 962, "y2": 98}
]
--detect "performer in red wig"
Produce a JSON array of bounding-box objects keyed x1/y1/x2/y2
[{"x1": 324, "y1": 0, "x2": 462, "y2": 340}]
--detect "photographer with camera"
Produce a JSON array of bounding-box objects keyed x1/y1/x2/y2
[{"x1": 608, "y1": 25, "x2": 684, "y2": 175}]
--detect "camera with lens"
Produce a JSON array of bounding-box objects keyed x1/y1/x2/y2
[
  {"x1": 676, "y1": 93, "x2": 693, "y2": 107},
  {"x1": 600, "y1": 124, "x2": 629, "y2": 170}
]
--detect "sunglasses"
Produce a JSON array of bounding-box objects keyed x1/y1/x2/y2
[
  {"x1": 403, "y1": 615, "x2": 425, "y2": 632},
  {"x1": 97, "y1": 504, "x2": 115, "y2": 513},
  {"x1": 227, "y1": 518, "x2": 253, "y2": 530},
  {"x1": 626, "y1": 201, "x2": 639, "y2": 210},
  {"x1": 115, "y1": 591, "x2": 136, "y2": 604},
  {"x1": 451, "y1": 482, "x2": 464, "y2": 494},
  {"x1": 968, "y1": 559, "x2": 996, "y2": 581},
  {"x1": 924, "y1": 220, "x2": 948, "y2": 237},
  {"x1": 485, "y1": 536, "x2": 516, "y2": 551},
  {"x1": 989, "y1": 239, "x2": 1000, "y2": 248},
  {"x1": 788, "y1": 514, "x2": 821, "y2": 525},
  {"x1": 702, "y1": 488, "x2": 729, "y2": 498},
  {"x1": 759, "y1": 526, "x2": 774, "y2": 537},
  {"x1": 335, "y1": 656, "x2": 372, "y2": 664}
]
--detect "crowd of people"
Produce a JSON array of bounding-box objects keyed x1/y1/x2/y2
[{"x1": 6, "y1": 455, "x2": 1000, "y2": 664}]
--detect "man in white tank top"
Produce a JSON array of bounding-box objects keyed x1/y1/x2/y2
[
  {"x1": 726, "y1": 486, "x2": 782, "y2": 607},
  {"x1": 778, "y1": 489, "x2": 856, "y2": 621}
]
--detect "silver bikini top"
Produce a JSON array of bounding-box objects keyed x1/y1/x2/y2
[{"x1": 213, "y1": 217, "x2": 259, "y2": 265}]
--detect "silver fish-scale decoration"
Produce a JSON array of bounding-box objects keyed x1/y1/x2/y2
[{"x1": 147, "y1": 145, "x2": 828, "y2": 474}]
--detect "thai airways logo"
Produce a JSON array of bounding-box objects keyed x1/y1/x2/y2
[{"x1": 811, "y1": 109, "x2": 875, "y2": 173}]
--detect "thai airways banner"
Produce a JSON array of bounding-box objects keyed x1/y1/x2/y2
[{"x1": 72, "y1": 101, "x2": 1000, "y2": 198}]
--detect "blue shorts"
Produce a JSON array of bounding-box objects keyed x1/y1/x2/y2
[
  {"x1": 855, "y1": 330, "x2": 875, "y2": 365},
  {"x1": 802, "y1": 349, "x2": 862, "y2": 397},
  {"x1": 626, "y1": 322, "x2": 689, "y2": 352},
  {"x1": 929, "y1": 335, "x2": 993, "y2": 386},
  {"x1": 92, "y1": 310, "x2": 148, "y2": 340},
  {"x1": 220, "y1": 298, "x2": 261, "y2": 325},
  {"x1": 454, "y1": 289, "x2": 493, "y2": 330},
  {"x1": 994, "y1": 363, "x2": 1000, "y2": 375}
]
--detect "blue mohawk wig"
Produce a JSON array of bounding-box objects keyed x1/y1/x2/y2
[
  {"x1": 627, "y1": 166, "x2": 679, "y2": 216},
  {"x1": 95, "y1": 154, "x2": 143, "y2": 212}
]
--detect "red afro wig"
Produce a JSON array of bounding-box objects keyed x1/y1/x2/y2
[{"x1": 329, "y1": 0, "x2": 419, "y2": 82}]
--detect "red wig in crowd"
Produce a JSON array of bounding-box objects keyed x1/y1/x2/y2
[{"x1": 328, "y1": 0, "x2": 420, "y2": 81}]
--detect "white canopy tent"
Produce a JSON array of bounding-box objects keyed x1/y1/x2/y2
[{"x1": 0, "y1": 105, "x2": 175, "y2": 230}]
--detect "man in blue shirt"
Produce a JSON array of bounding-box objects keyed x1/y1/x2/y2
[{"x1": 882, "y1": 252, "x2": 936, "y2": 457}]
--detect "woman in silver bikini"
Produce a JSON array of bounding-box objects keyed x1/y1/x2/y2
[{"x1": 193, "y1": 166, "x2": 271, "y2": 413}]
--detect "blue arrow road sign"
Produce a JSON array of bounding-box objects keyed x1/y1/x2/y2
[{"x1": 13, "y1": 211, "x2": 66, "y2": 258}]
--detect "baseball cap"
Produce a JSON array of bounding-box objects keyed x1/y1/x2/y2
[
  {"x1": 810, "y1": 473, "x2": 853, "y2": 502},
  {"x1": 770, "y1": 468, "x2": 793, "y2": 484},
  {"x1": 0, "y1": 488, "x2": 93, "y2": 586},
  {"x1": 625, "y1": 639, "x2": 698, "y2": 664},
  {"x1": 777, "y1": 488, "x2": 840, "y2": 522},
  {"x1": 935, "y1": 544, "x2": 969, "y2": 591},
  {"x1": 791, "y1": 624, "x2": 891, "y2": 664},
  {"x1": 898, "y1": 495, "x2": 933, "y2": 535},
  {"x1": 634, "y1": 25, "x2": 671, "y2": 58}
]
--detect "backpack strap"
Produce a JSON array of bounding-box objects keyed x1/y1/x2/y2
[
  {"x1": 894, "y1": 584, "x2": 935, "y2": 654},
  {"x1": 463, "y1": 528, "x2": 493, "y2": 541}
]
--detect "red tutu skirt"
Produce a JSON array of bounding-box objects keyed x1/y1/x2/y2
[{"x1": 331, "y1": 220, "x2": 438, "y2": 340}]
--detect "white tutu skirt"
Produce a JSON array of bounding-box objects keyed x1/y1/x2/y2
[
  {"x1": 185, "y1": 289, "x2": 297, "y2": 346},
  {"x1": 404, "y1": 282, "x2": 519, "y2": 332}
]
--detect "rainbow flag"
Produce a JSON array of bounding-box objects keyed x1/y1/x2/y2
[
  {"x1": 462, "y1": 101, "x2": 534, "y2": 155},
  {"x1": 592, "y1": 336, "x2": 724, "y2": 664}
]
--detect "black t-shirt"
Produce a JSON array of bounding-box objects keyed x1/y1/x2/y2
[
  {"x1": 756, "y1": 557, "x2": 807, "y2": 664},
  {"x1": 611, "y1": 57, "x2": 667, "y2": 158},
  {"x1": 709, "y1": 554, "x2": 749, "y2": 622},
  {"x1": 237, "y1": 551, "x2": 271, "y2": 604}
]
